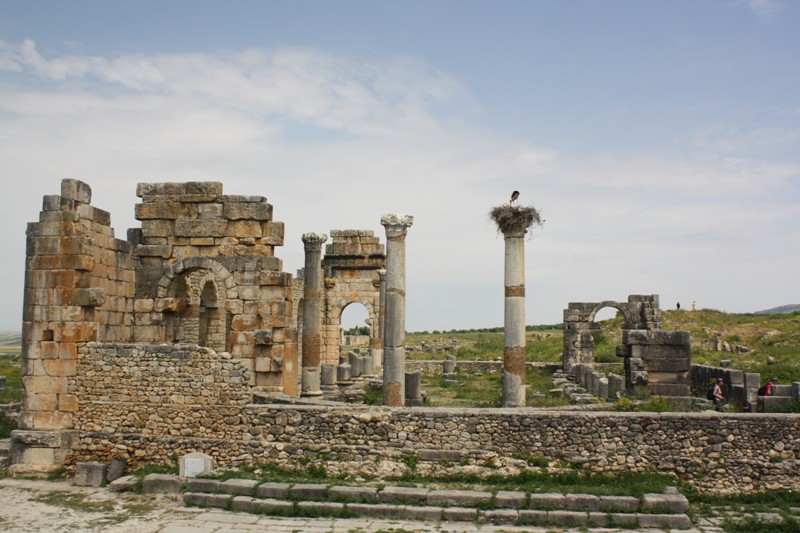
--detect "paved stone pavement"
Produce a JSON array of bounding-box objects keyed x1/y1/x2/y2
[
  {"x1": 0, "y1": 477, "x2": 735, "y2": 533},
  {"x1": 157, "y1": 510, "x2": 726, "y2": 533}
]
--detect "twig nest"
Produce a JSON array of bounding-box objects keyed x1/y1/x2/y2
[{"x1": 490, "y1": 204, "x2": 543, "y2": 236}]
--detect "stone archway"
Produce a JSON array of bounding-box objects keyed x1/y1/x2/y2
[
  {"x1": 562, "y1": 294, "x2": 661, "y2": 371},
  {"x1": 156, "y1": 257, "x2": 236, "y2": 352},
  {"x1": 318, "y1": 230, "x2": 385, "y2": 365}
]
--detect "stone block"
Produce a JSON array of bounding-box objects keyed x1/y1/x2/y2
[
  {"x1": 257, "y1": 482, "x2": 291, "y2": 499},
  {"x1": 642, "y1": 492, "x2": 689, "y2": 513},
  {"x1": 186, "y1": 478, "x2": 220, "y2": 493},
  {"x1": 403, "y1": 505, "x2": 445, "y2": 521},
  {"x1": 106, "y1": 457, "x2": 127, "y2": 482},
  {"x1": 61, "y1": 179, "x2": 92, "y2": 204},
  {"x1": 483, "y1": 509, "x2": 519, "y2": 523},
  {"x1": 518, "y1": 510, "x2": 549, "y2": 524},
  {"x1": 495, "y1": 490, "x2": 526, "y2": 508},
  {"x1": 347, "y1": 503, "x2": 407, "y2": 519},
  {"x1": 220, "y1": 478, "x2": 258, "y2": 496},
  {"x1": 183, "y1": 492, "x2": 232, "y2": 509},
  {"x1": 108, "y1": 475, "x2": 138, "y2": 493},
  {"x1": 529, "y1": 492, "x2": 565, "y2": 509},
  {"x1": 175, "y1": 219, "x2": 227, "y2": 237},
  {"x1": 442, "y1": 507, "x2": 478, "y2": 521},
  {"x1": 418, "y1": 449, "x2": 462, "y2": 462},
  {"x1": 427, "y1": 489, "x2": 492, "y2": 507},
  {"x1": 74, "y1": 461, "x2": 107, "y2": 487},
  {"x1": 637, "y1": 513, "x2": 692, "y2": 529},
  {"x1": 565, "y1": 493, "x2": 601, "y2": 511},
  {"x1": 223, "y1": 202, "x2": 273, "y2": 221},
  {"x1": 328, "y1": 485, "x2": 378, "y2": 502},
  {"x1": 597, "y1": 495, "x2": 640, "y2": 512},
  {"x1": 230, "y1": 496, "x2": 255, "y2": 512},
  {"x1": 547, "y1": 510, "x2": 589, "y2": 526},
  {"x1": 289, "y1": 483, "x2": 329, "y2": 500},
  {"x1": 378, "y1": 486, "x2": 429, "y2": 504},
  {"x1": 142, "y1": 473, "x2": 183, "y2": 494},
  {"x1": 250, "y1": 498, "x2": 293, "y2": 513},
  {"x1": 296, "y1": 501, "x2": 344, "y2": 514}
]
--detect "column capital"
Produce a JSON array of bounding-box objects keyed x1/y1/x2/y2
[
  {"x1": 377, "y1": 268, "x2": 386, "y2": 279},
  {"x1": 302, "y1": 232, "x2": 328, "y2": 252},
  {"x1": 380, "y1": 214, "x2": 414, "y2": 238}
]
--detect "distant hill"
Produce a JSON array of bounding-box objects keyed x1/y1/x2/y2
[{"x1": 754, "y1": 304, "x2": 800, "y2": 315}]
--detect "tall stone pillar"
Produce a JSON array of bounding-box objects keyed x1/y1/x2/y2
[
  {"x1": 370, "y1": 268, "x2": 386, "y2": 371},
  {"x1": 380, "y1": 214, "x2": 413, "y2": 406},
  {"x1": 491, "y1": 202, "x2": 541, "y2": 407},
  {"x1": 301, "y1": 232, "x2": 327, "y2": 397},
  {"x1": 501, "y1": 227, "x2": 527, "y2": 406}
]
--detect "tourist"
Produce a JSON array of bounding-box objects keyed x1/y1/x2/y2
[
  {"x1": 758, "y1": 377, "x2": 779, "y2": 397},
  {"x1": 713, "y1": 378, "x2": 725, "y2": 411}
]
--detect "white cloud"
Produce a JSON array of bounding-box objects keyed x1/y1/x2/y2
[{"x1": 0, "y1": 39, "x2": 798, "y2": 332}]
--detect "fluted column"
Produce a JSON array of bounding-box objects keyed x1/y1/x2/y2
[
  {"x1": 301, "y1": 232, "x2": 327, "y2": 397},
  {"x1": 380, "y1": 214, "x2": 413, "y2": 406}
]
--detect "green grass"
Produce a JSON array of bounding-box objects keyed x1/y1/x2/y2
[
  {"x1": 0, "y1": 334, "x2": 22, "y2": 404},
  {"x1": 420, "y1": 367, "x2": 571, "y2": 408}
]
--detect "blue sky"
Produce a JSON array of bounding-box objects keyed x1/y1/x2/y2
[{"x1": 1, "y1": 1, "x2": 798, "y2": 331}]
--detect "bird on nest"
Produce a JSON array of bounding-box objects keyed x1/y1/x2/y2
[{"x1": 510, "y1": 190, "x2": 519, "y2": 204}]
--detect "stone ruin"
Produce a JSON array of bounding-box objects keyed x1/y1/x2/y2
[
  {"x1": 9, "y1": 179, "x2": 799, "y2": 495},
  {"x1": 563, "y1": 295, "x2": 691, "y2": 398},
  {"x1": 11, "y1": 178, "x2": 400, "y2": 475}
]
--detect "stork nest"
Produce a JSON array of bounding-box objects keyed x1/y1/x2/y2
[{"x1": 490, "y1": 204, "x2": 543, "y2": 235}]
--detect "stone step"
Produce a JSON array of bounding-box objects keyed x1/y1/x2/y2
[
  {"x1": 176, "y1": 477, "x2": 692, "y2": 529},
  {"x1": 0, "y1": 439, "x2": 10, "y2": 459}
]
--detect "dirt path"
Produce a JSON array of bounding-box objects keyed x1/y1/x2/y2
[{"x1": 0, "y1": 478, "x2": 200, "y2": 533}]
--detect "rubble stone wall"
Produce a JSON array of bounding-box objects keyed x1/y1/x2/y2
[{"x1": 68, "y1": 374, "x2": 800, "y2": 494}]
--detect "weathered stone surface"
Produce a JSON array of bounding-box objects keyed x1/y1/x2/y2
[
  {"x1": 378, "y1": 486, "x2": 429, "y2": 504},
  {"x1": 642, "y1": 492, "x2": 690, "y2": 513},
  {"x1": 495, "y1": 490, "x2": 526, "y2": 508},
  {"x1": 220, "y1": 478, "x2": 258, "y2": 496},
  {"x1": 329, "y1": 485, "x2": 378, "y2": 502},
  {"x1": 142, "y1": 473, "x2": 183, "y2": 494},
  {"x1": 183, "y1": 492, "x2": 231, "y2": 509},
  {"x1": 529, "y1": 493, "x2": 565, "y2": 509},
  {"x1": 289, "y1": 483, "x2": 329, "y2": 500},
  {"x1": 427, "y1": 489, "x2": 492, "y2": 507},
  {"x1": 73, "y1": 461, "x2": 107, "y2": 487},
  {"x1": 108, "y1": 474, "x2": 137, "y2": 493}
]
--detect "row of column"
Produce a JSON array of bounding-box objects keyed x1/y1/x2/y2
[
  {"x1": 302, "y1": 212, "x2": 528, "y2": 407},
  {"x1": 301, "y1": 214, "x2": 413, "y2": 405}
]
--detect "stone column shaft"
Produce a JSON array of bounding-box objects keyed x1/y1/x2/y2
[
  {"x1": 370, "y1": 268, "x2": 386, "y2": 371},
  {"x1": 502, "y1": 229, "x2": 526, "y2": 406},
  {"x1": 381, "y1": 214, "x2": 413, "y2": 406},
  {"x1": 301, "y1": 232, "x2": 327, "y2": 396}
]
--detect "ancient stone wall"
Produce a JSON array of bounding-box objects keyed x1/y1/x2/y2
[
  {"x1": 21, "y1": 179, "x2": 137, "y2": 433},
  {"x1": 14, "y1": 179, "x2": 300, "y2": 475},
  {"x1": 69, "y1": 396, "x2": 800, "y2": 494},
  {"x1": 129, "y1": 182, "x2": 297, "y2": 394}
]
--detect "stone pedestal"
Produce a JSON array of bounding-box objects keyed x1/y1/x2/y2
[
  {"x1": 381, "y1": 214, "x2": 413, "y2": 406},
  {"x1": 405, "y1": 371, "x2": 423, "y2": 407}
]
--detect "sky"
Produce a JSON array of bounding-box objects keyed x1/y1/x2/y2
[{"x1": 0, "y1": 0, "x2": 798, "y2": 332}]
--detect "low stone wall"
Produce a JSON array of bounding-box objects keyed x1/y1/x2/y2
[
  {"x1": 70, "y1": 401, "x2": 800, "y2": 494},
  {"x1": 54, "y1": 343, "x2": 800, "y2": 494}
]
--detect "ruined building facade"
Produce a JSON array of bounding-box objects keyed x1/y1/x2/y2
[{"x1": 15, "y1": 179, "x2": 298, "y2": 474}]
